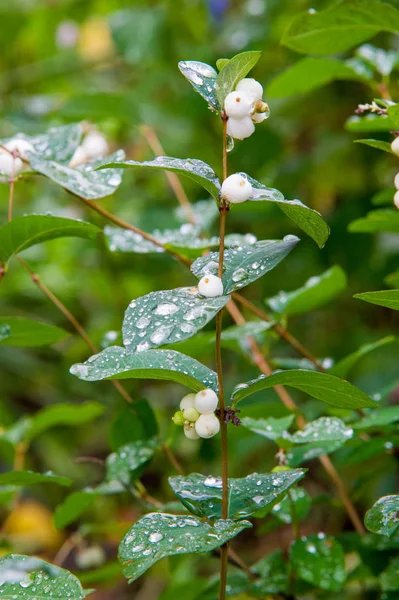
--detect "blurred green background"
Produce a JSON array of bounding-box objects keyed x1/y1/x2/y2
[{"x1": 1, "y1": 0, "x2": 399, "y2": 598}]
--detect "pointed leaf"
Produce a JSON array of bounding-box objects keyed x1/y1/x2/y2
[
  {"x1": 354, "y1": 139, "x2": 393, "y2": 153},
  {"x1": 25, "y1": 402, "x2": 105, "y2": 443},
  {"x1": 290, "y1": 535, "x2": 346, "y2": 591},
  {"x1": 216, "y1": 51, "x2": 261, "y2": 106},
  {"x1": 232, "y1": 370, "x2": 378, "y2": 409},
  {"x1": 272, "y1": 487, "x2": 311, "y2": 524},
  {"x1": 365, "y1": 495, "x2": 399, "y2": 537},
  {"x1": 29, "y1": 151, "x2": 125, "y2": 200},
  {"x1": 291, "y1": 417, "x2": 353, "y2": 445},
  {"x1": 191, "y1": 237, "x2": 299, "y2": 294},
  {"x1": 287, "y1": 440, "x2": 344, "y2": 467},
  {"x1": 0, "y1": 470, "x2": 71, "y2": 487},
  {"x1": 0, "y1": 215, "x2": 101, "y2": 264},
  {"x1": 349, "y1": 210, "x2": 399, "y2": 234},
  {"x1": 70, "y1": 347, "x2": 218, "y2": 392},
  {"x1": 119, "y1": 513, "x2": 251, "y2": 582},
  {"x1": 354, "y1": 290, "x2": 399, "y2": 310},
  {"x1": 0, "y1": 317, "x2": 69, "y2": 347},
  {"x1": 97, "y1": 156, "x2": 221, "y2": 200},
  {"x1": 330, "y1": 336, "x2": 396, "y2": 378},
  {"x1": 178, "y1": 61, "x2": 219, "y2": 111},
  {"x1": 0, "y1": 554, "x2": 86, "y2": 599},
  {"x1": 353, "y1": 406, "x2": 399, "y2": 431},
  {"x1": 106, "y1": 438, "x2": 158, "y2": 486},
  {"x1": 122, "y1": 287, "x2": 229, "y2": 352}
]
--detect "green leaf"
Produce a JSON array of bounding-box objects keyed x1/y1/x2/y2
[
  {"x1": 0, "y1": 317, "x2": 69, "y2": 347},
  {"x1": 272, "y1": 486, "x2": 311, "y2": 524},
  {"x1": 290, "y1": 535, "x2": 346, "y2": 591},
  {"x1": 287, "y1": 441, "x2": 344, "y2": 467},
  {"x1": 352, "y1": 406, "x2": 399, "y2": 431},
  {"x1": 232, "y1": 370, "x2": 378, "y2": 409},
  {"x1": 122, "y1": 287, "x2": 229, "y2": 352},
  {"x1": 354, "y1": 290, "x2": 399, "y2": 311},
  {"x1": 0, "y1": 470, "x2": 71, "y2": 487},
  {"x1": 215, "y1": 51, "x2": 261, "y2": 106},
  {"x1": 0, "y1": 554, "x2": 86, "y2": 599},
  {"x1": 29, "y1": 151, "x2": 125, "y2": 200},
  {"x1": 119, "y1": 513, "x2": 251, "y2": 582},
  {"x1": 346, "y1": 113, "x2": 395, "y2": 132},
  {"x1": 191, "y1": 237, "x2": 299, "y2": 294},
  {"x1": 25, "y1": 402, "x2": 105, "y2": 443},
  {"x1": 3, "y1": 124, "x2": 83, "y2": 163},
  {"x1": 0, "y1": 215, "x2": 101, "y2": 265},
  {"x1": 178, "y1": 61, "x2": 219, "y2": 111},
  {"x1": 70, "y1": 347, "x2": 218, "y2": 392},
  {"x1": 98, "y1": 156, "x2": 221, "y2": 200},
  {"x1": 246, "y1": 175, "x2": 329, "y2": 247},
  {"x1": 282, "y1": 0, "x2": 399, "y2": 55},
  {"x1": 330, "y1": 336, "x2": 396, "y2": 378},
  {"x1": 109, "y1": 400, "x2": 158, "y2": 450},
  {"x1": 365, "y1": 495, "x2": 399, "y2": 537},
  {"x1": 388, "y1": 104, "x2": 399, "y2": 128},
  {"x1": 241, "y1": 415, "x2": 295, "y2": 445},
  {"x1": 106, "y1": 438, "x2": 158, "y2": 486},
  {"x1": 175, "y1": 199, "x2": 219, "y2": 232},
  {"x1": 251, "y1": 550, "x2": 289, "y2": 595},
  {"x1": 356, "y1": 44, "x2": 399, "y2": 77},
  {"x1": 266, "y1": 266, "x2": 347, "y2": 317},
  {"x1": 349, "y1": 209, "x2": 399, "y2": 234},
  {"x1": 354, "y1": 139, "x2": 393, "y2": 153},
  {"x1": 291, "y1": 417, "x2": 353, "y2": 445},
  {"x1": 381, "y1": 556, "x2": 399, "y2": 591},
  {"x1": 169, "y1": 470, "x2": 306, "y2": 520},
  {"x1": 267, "y1": 57, "x2": 368, "y2": 98}
]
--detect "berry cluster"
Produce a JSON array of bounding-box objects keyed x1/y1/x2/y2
[
  {"x1": 391, "y1": 137, "x2": 399, "y2": 209},
  {"x1": 224, "y1": 78, "x2": 269, "y2": 140},
  {"x1": 173, "y1": 389, "x2": 220, "y2": 440},
  {"x1": 0, "y1": 138, "x2": 34, "y2": 179}
]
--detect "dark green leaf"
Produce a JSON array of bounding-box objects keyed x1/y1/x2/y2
[
  {"x1": 354, "y1": 290, "x2": 399, "y2": 310},
  {"x1": 365, "y1": 495, "x2": 399, "y2": 537},
  {"x1": 0, "y1": 215, "x2": 101, "y2": 265},
  {"x1": 0, "y1": 554, "x2": 86, "y2": 598},
  {"x1": 70, "y1": 347, "x2": 218, "y2": 392},
  {"x1": 381, "y1": 556, "x2": 399, "y2": 591},
  {"x1": 272, "y1": 487, "x2": 311, "y2": 524},
  {"x1": 282, "y1": 0, "x2": 399, "y2": 55},
  {"x1": 353, "y1": 406, "x2": 399, "y2": 430},
  {"x1": 287, "y1": 440, "x2": 344, "y2": 467},
  {"x1": 98, "y1": 156, "x2": 221, "y2": 200},
  {"x1": 54, "y1": 482, "x2": 123, "y2": 530},
  {"x1": 290, "y1": 535, "x2": 346, "y2": 591},
  {"x1": 232, "y1": 370, "x2": 378, "y2": 409},
  {"x1": 169, "y1": 470, "x2": 306, "y2": 520},
  {"x1": 109, "y1": 400, "x2": 159, "y2": 450},
  {"x1": 191, "y1": 237, "x2": 299, "y2": 294},
  {"x1": 330, "y1": 336, "x2": 396, "y2": 378},
  {"x1": 241, "y1": 415, "x2": 295, "y2": 445},
  {"x1": 106, "y1": 438, "x2": 158, "y2": 486},
  {"x1": 251, "y1": 550, "x2": 289, "y2": 595},
  {"x1": 178, "y1": 61, "x2": 219, "y2": 111},
  {"x1": 349, "y1": 210, "x2": 399, "y2": 234},
  {"x1": 354, "y1": 139, "x2": 393, "y2": 153},
  {"x1": 119, "y1": 513, "x2": 251, "y2": 582},
  {"x1": 122, "y1": 287, "x2": 229, "y2": 352},
  {"x1": 266, "y1": 266, "x2": 347, "y2": 316},
  {"x1": 25, "y1": 402, "x2": 105, "y2": 443},
  {"x1": 0, "y1": 470, "x2": 71, "y2": 487},
  {"x1": 0, "y1": 317, "x2": 69, "y2": 347},
  {"x1": 216, "y1": 51, "x2": 261, "y2": 106}
]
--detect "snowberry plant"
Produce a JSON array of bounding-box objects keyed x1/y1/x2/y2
[{"x1": 0, "y1": 44, "x2": 397, "y2": 599}]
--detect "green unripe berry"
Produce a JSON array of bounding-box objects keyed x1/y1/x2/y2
[
  {"x1": 172, "y1": 410, "x2": 185, "y2": 426},
  {"x1": 183, "y1": 407, "x2": 200, "y2": 422},
  {"x1": 272, "y1": 465, "x2": 290, "y2": 473}
]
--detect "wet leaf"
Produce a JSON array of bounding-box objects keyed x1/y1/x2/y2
[
  {"x1": 365, "y1": 495, "x2": 399, "y2": 537},
  {"x1": 251, "y1": 550, "x2": 289, "y2": 595},
  {"x1": 25, "y1": 402, "x2": 105, "y2": 443},
  {"x1": 352, "y1": 406, "x2": 399, "y2": 431},
  {"x1": 290, "y1": 535, "x2": 346, "y2": 591},
  {"x1": 272, "y1": 486, "x2": 311, "y2": 524},
  {"x1": 3, "y1": 123, "x2": 83, "y2": 163},
  {"x1": 241, "y1": 415, "x2": 295, "y2": 446},
  {"x1": 191, "y1": 237, "x2": 299, "y2": 294},
  {"x1": 106, "y1": 438, "x2": 158, "y2": 486},
  {"x1": 168, "y1": 470, "x2": 306, "y2": 520},
  {"x1": 178, "y1": 61, "x2": 219, "y2": 111},
  {"x1": 356, "y1": 44, "x2": 399, "y2": 76},
  {"x1": 0, "y1": 554, "x2": 86, "y2": 598},
  {"x1": 287, "y1": 441, "x2": 344, "y2": 467},
  {"x1": 354, "y1": 290, "x2": 399, "y2": 310},
  {"x1": 175, "y1": 199, "x2": 219, "y2": 231},
  {"x1": 0, "y1": 470, "x2": 71, "y2": 487},
  {"x1": 291, "y1": 417, "x2": 353, "y2": 445},
  {"x1": 330, "y1": 336, "x2": 396, "y2": 378},
  {"x1": 119, "y1": 513, "x2": 251, "y2": 582},
  {"x1": 349, "y1": 210, "x2": 399, "y2": 234},
  {"x1": 0, "y1": 215, "x2": 101, "y2": 265},
  {"x1": 216, "y1": 51, "x2": 261, "y2": 106},
  {"x1": 0, "y1": 317, "x2": 69, "y2": 347},
  {"x1": 122, "y1": 287, "x2": 229, "y2": 352},
  {"x1": 70, "y1": 347, "x2": 218, "y2": 392},
  {"x1": 232, "y1": 370, "x2": 378, "y2": 409}
]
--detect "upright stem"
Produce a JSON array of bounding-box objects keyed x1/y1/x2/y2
[{"x1": 8, "y1": 170, "x2": 15, "y2": 222}]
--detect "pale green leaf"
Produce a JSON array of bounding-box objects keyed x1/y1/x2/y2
[
  {"x1": 365, "y1": 495, "x2": 399, "y2": 537},
  {"x1": 106, "y1": 438, "x2": 158, "y2": 486},
  {"x1": 349, "y1": 210, "x2": 399, "y2": 234},
  {"x1": 346, "y1": 114, "x2": 395, "y2": 132},
  {"x1": 178, "y1": 61, "x2": 219, "y2": 111},
  {"x1": 3, "y1": 124, "x2": 83, "y2": 163},
  {"x1": 352, "y1": 406, "x2": 399, "y2": 431},
  {"x1": 25, "y1": 402, "x2": 105, "y2": 443},
  {"x1": 0, "y1": 317, "x2": 69, "y2": 347},
  {"x1": 216, "y1": 51, "x2": 261, "y2": 106},
  {"x1": 0, "y1": 470, "x2": 71, "y2": 487},
  {"x1": 354, "y1": 139, "x2": 393, "y2": 153},
  {"x1": 354, "y1": 290, "x2": 399, "y2": 310}
]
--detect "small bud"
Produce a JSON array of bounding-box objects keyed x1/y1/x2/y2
[
  {"x1": 221, "y1": 173, "x2": 252, "y2": 204},
  {"x1": 224, "y1": 91, "x2": 253, "y2": 119},
  {"x1": 391, "y1": 137, "x2": 399, "y2": 156},
  {"x1": 0, "y1": 153, "x2": 23, "y2": 178},
  {"x1": 195, "y1": 388, "x2": 219, "y2": 414},
  {"x1": 172, "y1": 410, "x2": 185, "y2": 426},
  {"x1": 195, "y1": 413, "x2": 220, "y2": 439},
  {"x1": 5, "y1": 138, "x2": 34, "y2": 160},
  {"x1": 180, "y1": 393, "x2": 196, "y2": 411},
  {"x1": 81, "y1": 131, "x2": 109, "y2": 161},
  {"x1": 183, "y1": 407, "x2": 200, "y2": 422},
  {"x1": 394, "y1": 172, "x2": 399, "y2": 190},
  {"x1": 184, "y1": 422, "x2": 200, "y2": 440},
  {"x1": 198, "y1": 274, "x2": 223, "y2": 298},
  {"x1": 272, "y1": 465, "x2": 290, "y2": 473},
  {"x1": 394, "y1": 190, "x2": 399, "y2": 210},
  {"x1": 236, "y1": 78, "x2": 263, "y2": 101},
  {"x1": 226, "y1": 116, "x2": 255, "y2": 140}
]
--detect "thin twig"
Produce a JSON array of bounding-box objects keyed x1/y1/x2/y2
[{"x1": 7, "y1": 166, "x2": 15, "y2": 222}]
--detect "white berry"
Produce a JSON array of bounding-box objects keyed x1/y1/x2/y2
[
  {"x1": 394, "y1": 173, "x2": 399, "y2": 189},
  {"x1": 226, "y1": 116, "x2": 255, "y2": 140},
  {"x1": 394, "y1": 190, "x2": 399, "y2": 209},
  {"x1": 180, "y1": 393, "x2": 196, "y2": 411},
  {"x1": 198, "y1": 274, "x2": 223, "y2": 297},
  {"x1": 221, "y1": 173, "x2": 252, "y2": 204},
  {"x1": 69, "y1": 146, "x2": 88, "y2": 168},
  {"x1": 81, "y1": 131, "x2": 109, "y2": 160},
  {"x1": 251, "y1": 112, "x2": 268, "y2": 124},
  {"x1": 391, "y1": 137, "x2": 399, "y2": 156},
  {"x1": 184, "y1": 422, "x2": 200, "y2": 440},
  {"x1": 5, "y1": 138, "x2": 34, "y2": 160},
  {"x1": 183, "y1": 407, "x2": 200, "y2": 422},
  {"x1": 224, "y1": 91, "x2": 253, "y2": 119},
  {"x1": 194, "y1": 388, "x2": 218, "y2": 414},
  {"x1": 236, "y1": 78, "x2": 263, "y2": 101},
  {"x1": 195, "y1": 413, "x2": 220, "y2": 439},
  {"x1": 0, "y1": 153, "x2": 23, "y2": 177}
]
